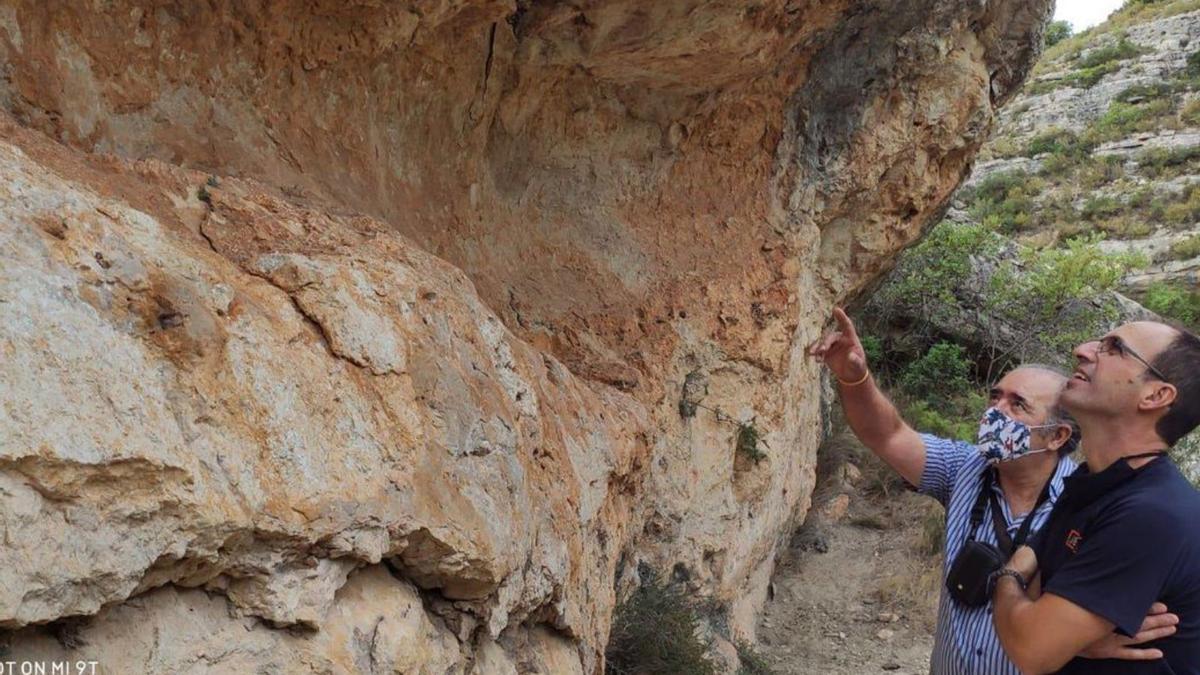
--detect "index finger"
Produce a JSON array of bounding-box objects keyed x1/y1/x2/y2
[{"x1": 832, "y1": 307, "x2": 858, "y2": 340}]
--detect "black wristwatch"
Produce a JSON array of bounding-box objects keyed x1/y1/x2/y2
[{"x1": 989, "y1": 568, "x2": 1028, "y2": 596}]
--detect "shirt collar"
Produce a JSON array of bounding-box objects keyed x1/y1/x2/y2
[
  {"x1": 992, "y1": 455, "x2": 1076, "y2": 501},
  {"x1": 1048, "y1": 453, "x2": 1078, "y2": 502}
]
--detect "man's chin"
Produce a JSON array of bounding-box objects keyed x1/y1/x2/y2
[{"x1": 1060, "y1": 385, "x2": 1086, "y2": 412}]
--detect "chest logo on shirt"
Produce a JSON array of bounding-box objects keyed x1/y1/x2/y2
[{"x1": 1065, "y1": 529, "x2": 1083, "y2": 553}]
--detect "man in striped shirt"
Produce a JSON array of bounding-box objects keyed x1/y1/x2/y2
[{"x1": 810, "y1": 309, "x2": 1177, "y2": 674}]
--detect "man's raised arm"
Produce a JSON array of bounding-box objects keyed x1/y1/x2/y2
[{"x1": 808, "y1": 308, "x2": 925, "y2": 487}]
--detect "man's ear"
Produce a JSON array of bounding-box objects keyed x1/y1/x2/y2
[
  {"x1": 1140, "y1": 382, "x2": 1177, "y2": 413},
  {"x1": 1048, "y1": 424, "x2": 1071, "y2": 452}
]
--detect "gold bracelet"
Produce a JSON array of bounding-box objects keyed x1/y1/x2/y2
[{"x1": 836, "y1": 369, "x2": 870, "y2": 387}]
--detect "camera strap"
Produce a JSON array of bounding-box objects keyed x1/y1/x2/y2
[
  {"x1": 964, "y1": 467, "x2": 1052, "y2": 556},
  {"x1": 965, "y1": 468, "x2": 994, "y2": 543},
  {"x1": 987, "y1": 476, "x2": 1052, "y2": 556}
]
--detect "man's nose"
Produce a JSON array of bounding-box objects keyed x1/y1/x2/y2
[{"x1": 1074, "y1": 339, "x2": 1099, "y2": 364}]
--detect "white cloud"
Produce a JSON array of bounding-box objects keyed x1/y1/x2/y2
[{"x1": 1054, "y1": 0, "x2": 1126, "y2": 31}]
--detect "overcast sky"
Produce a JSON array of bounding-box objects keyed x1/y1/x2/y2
[{"x1": 1054, "y1": 0, "x2": 1127, "y2": 31}]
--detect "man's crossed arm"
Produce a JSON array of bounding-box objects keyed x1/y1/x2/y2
[{"x1": 993, "y1": 546, "x2": 1179, "y2": 673}]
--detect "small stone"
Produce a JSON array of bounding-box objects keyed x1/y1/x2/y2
[
  {"x1": 818, "y1": 493, "x2": 851, "y2": 522},
  {"x1": 841, "y1": 462, "x2": 863, "y2": 486},
  {"x1": 881, "y1": 663, "x2": 901, "y2": 671},
  {"x1": 876, "y1": 628, "x2": 895, "y2": 641},
  {"x1": 876, "y1": 611, "x2": 899, "y2": 623}
]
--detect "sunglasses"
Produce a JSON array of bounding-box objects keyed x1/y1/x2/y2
[{"x1": 1093, "y1": 335, "x2": 1171, "y2": 384}]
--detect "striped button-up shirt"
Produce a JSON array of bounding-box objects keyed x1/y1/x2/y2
[{"x1": 919, "y1": 434, "x2": 1076, "y2": 675}]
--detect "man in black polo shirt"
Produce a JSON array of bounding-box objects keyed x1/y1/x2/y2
[{"x1": 991, "y1": 321, "x2": 1200, "y2": 674}]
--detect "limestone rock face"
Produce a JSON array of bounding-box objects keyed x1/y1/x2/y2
[{"x1": 0, "y1": 0, "x2": 1049, "y2": 671}]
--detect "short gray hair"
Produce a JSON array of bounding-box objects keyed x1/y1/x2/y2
[{"x1": 1011, "y1": 363, "x2": 1080, "y2": 456}]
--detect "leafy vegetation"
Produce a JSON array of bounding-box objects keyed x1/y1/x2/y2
[
  {"x1": 1162, "y1": 184, "x2": 1200, "y2": 225},
  {"x1": 1086, "y1": 98, "x2": 1177, "y2": 143},
  {"x1": 1140, "y1": 281, "x2": 1200, "y2": 329},
  {"x1": 606, "y1": 569, "x2": 717, "y2": 675},
  {"x1": 1045, "y1": 20, "x2": 1074, "y2": 48},
  {"x1": 1025, "y1": 128, "x2": 1090, "y2": 158},
  {"x1": 899, "y1": 342, "x2": 972, "y2": 400},
  {"x1": 1137, "y1": 145, "x2": 1200, "y2": 178},
  {"x1": 735, "y1": 421, "x2": 768, "y2": 464},
  {"x1": 1170, "y1": 232, "x2": 1200, "y2": 258},
  {"x1": 1041, "y1": 1, "x2": 1200, "y2": 69},
  {"x1": 735, "y1": 641, "x2": 777, "y2": 675},
  {"x1": 1079, "y1": 38, "x2": 1148, "y2": 69}
]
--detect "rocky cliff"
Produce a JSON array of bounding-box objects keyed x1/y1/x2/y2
[
  {"x1": 0, "y1": 1, "x2": 1050, "y2": 672},
  {"x1": 966, "y1": 3, "x2": 1200, "y2": 292}
]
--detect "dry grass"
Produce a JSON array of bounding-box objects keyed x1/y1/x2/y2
[{"x1": 875, "y1": 555, "x2": 944, "y2": 632}]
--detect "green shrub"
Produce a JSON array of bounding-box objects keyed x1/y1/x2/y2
[
  {"x1": 1162, "y1": 184, "x2": 1200, "y2": 225},
  {"x1": 1181, "y1": 99, "x2": 1200, "y2": 125},
  {"x1": 1141, "y1": 281, "x2": 1200, "y2": 328},
  {"x1": 967, "y1": 171, "x2": 1045, "y2": 232},
  {"x1": 1137, "y1": 145, "x2": 1200, "y2": 178},
  {"x1": 861, "y1": 334, "x2": 884, "y2": 372},
  {"x1": 879, "y1": 221, "x2": 1004, "y2": 311},
  {"x1": 1096, "y1": 215, "x2": 1153, "y2": 238},
  {"x1": 1025, "y1": 129, "x2": 1088, "y2": 158},
  {"x1": 1025, "y1": 79, "x2": 1065, "y2": 96},
  {"x1": 606, "y1": 570, "x2": 717, "y2": 675},
  {"x1": 1115, "y1": 82, "x2": 1175, "y2": 103},
  {"x1": 1085, "y1": 98, "x2": 1177, "y2": 144},
  {"x1": 735, "y1": 641, "x2": 777, "y2": 675},
  {"x1": 1066, "y1": 61, "x2": 1124, "y2": 89},
  {"x1": 1082, "y1": 195, "x2": 1124, "y2": 220},
  {"x1": 902, "y1": 393, "x2": 986, "y2": 441},
  {"x1": 1077, "y1": 38, "x2": 1148, "y2": 69},
  {"x1": 1077, "y1": 155, "x2": 1125, "y2": 187},
  {"x1": 1188, "y1": 50, "x2": 1200, "y2": 79},
  {"x1": 1045, "y1": 20, "x2": 1074, "y2": 48},
  {"x1": 900, "y1": 342, "x2": 973, "y2": 400},
  {"x1": 735, "y1": 421, "x2": 767, "y2": 464},
  {"x1": 1170, "y1": 233, "x2": 1200, "y2": 258},
  {"x1": 991, "y1": 234, "x2": 1146, "y2": 328}
]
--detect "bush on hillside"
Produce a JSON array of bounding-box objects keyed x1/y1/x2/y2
[
  {"x1": 1137, "y1": 145, "x2": 1200, "y2": 178},
  {"x1": 1170, "y1": 233, "x2": 1200, "y2": 258},
  {"x1": 1077, "y1": 38, "x2": 1148, "y2": 69},
  {"x1": 1115, "y1": 82, "x2": 1175, "y2": 102},
  {"x1": 1162, "y1": 184, "x2": 1200, "y2": 225},
  {"x1": 872, "y1": 220, "x2": 1003, "y2": 325},
  {"x1": 1025, "y1": 129, "x2": 1089, "y2": 158},
  {"x1": 1140, "y1": 281, "x2": 1200, "y2": 328},
  {"x1": 899, "y1": 342, "x2": 973, "y2": 400},
  {"x1": 965, "y1": 171, "x2": 1045, "y2": 232},
  {"x1": 1045, "y1": 20, "x2": 1073, "y2": 48},
  {"x1": 1085, "y1": 98, "x2": 1177, "y2": 144},
  {"x1": 988, "y1": 233, "x2": 1146, "y2": 351}
]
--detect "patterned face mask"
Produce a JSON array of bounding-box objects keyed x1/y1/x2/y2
[{"x1": 976, "y1": 407, "x2": 1058, "y2": 465}]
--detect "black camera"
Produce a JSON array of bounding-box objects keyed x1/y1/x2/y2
[{"x1": 946, "y1": 539, "x2": 1007, "y2": 607}]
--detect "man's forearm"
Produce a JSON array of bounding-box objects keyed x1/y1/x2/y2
[
  {"x1": 839, "y1": 375, "x2": 902, "y2": 447},
  {"x1": 837, "y1": 374, "x2": 924, "y2": 485},
  {"x1": 993, "y1": 573, "x2": 1105, "y2": 674},
  {"x1": 994, "y1": 574, "x2": 1038, "y2": 665}
]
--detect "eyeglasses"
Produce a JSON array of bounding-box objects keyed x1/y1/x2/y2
[{"x1": 1093, "y1": 335, "x2": 1171, "y2": 384}]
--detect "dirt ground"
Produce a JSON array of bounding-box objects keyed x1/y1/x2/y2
[{"x1": 754, "y1": 437, "x2": 944, "y2": 674}]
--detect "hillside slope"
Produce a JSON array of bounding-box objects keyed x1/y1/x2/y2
[{"x1": 970, "y1": 2, "x2": 1200, "y2": 299}]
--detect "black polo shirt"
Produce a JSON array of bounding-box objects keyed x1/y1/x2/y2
[{"x1": 1032, "y1": 455, "x2": 1200, "y2": 674}]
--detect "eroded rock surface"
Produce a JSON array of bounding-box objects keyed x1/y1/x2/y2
[{"x1": 0, "y1": 0, "x2": 1049, "y2": 671}]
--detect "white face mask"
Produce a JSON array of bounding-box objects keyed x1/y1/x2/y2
[{"x1": 976, "y1": 407, "x2": 1058, "y2": 465}]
